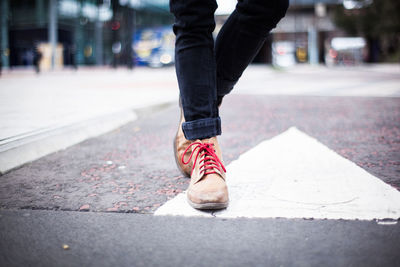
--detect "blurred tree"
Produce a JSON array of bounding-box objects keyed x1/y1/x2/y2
[{"x1": 333, "y1": 0, "x2": 400, "y2": 62}]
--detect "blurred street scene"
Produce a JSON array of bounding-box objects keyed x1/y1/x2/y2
[
  {"x1": 1, "y1": 0, "x2": 399, "y2": 73},
  {"x1": 1, "y1": 0, "x2": 400, "y2": 267}
]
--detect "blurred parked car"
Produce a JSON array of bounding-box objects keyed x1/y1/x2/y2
[
  {"x1": 272, "y1": 41, "x2": 296, "y2": 68},
  {"x1": 133, "y1": 27, "x2": 175, "y2": 68},
  {"x1": 325, "y1": 37, "x2": 366, "y2": 66}
]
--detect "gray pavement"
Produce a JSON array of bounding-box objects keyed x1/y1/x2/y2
[
  {"x1": 1, "y1": 210, "x2": 399, "y2": 267},
  {"x1": 0, "y1": 67, "x2": 178, "y2": 173},
  {"x1": 1, "y1": 64, "x2": 399, "y2": 173},
  {"x1": 1, "y1": 64, "x2": 400, "y2": 266},
  {"x1": 1, "y1": 95, "x2": 399, "y2": 213}
]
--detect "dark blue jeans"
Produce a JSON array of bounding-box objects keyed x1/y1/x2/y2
[{"x1": 170, "y1": 0, "x2": 288, "y2": 140}]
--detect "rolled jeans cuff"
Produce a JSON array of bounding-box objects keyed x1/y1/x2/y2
[{"x1": 182, "y1": 117, "x2": 221, "y2": 140}]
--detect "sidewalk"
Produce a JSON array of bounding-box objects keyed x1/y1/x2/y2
[{"x1": 0, "y1": 66, "x2": 179, "y2": 173}]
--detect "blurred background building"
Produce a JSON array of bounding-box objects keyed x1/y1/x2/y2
[
  {"x1": 0, "y1": 0, "x2": 173, "y2": 70},
  {"x1": 265, "y1": 0, "x2": 400, "y2": 66},
  {"x1": 0, "y1": 0, "x2": 398, "y2": 70}
]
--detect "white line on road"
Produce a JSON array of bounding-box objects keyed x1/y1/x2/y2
[{"x1": 155, "y1": 127, "x2": 400, "y2": 220}]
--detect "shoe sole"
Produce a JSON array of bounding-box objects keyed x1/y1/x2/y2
[{"x1": 187, "y1": 198, "x2": 229, "y2": 210}]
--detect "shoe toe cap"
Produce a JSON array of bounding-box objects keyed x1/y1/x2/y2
[{"x1": 187, "y1": 184, "x2": 229, "y2": 204}]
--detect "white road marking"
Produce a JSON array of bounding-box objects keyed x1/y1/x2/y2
[{"x1": 155, "y1": 127, "x2": 400, "y2": 220}]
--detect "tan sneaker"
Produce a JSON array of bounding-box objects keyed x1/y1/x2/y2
[
  {"x1": 173, "y1": 105, "x2": 192, "y2": 177},
  {"x1": 174, "y1": 100, "x2": 223, "y2": 178},
  {"x1": 182, "y1": 137, "x2": 229, "y2": 210}
]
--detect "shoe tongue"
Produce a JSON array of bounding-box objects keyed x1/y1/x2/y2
[
  {"x1": 191, "y1": 138, "x2": 226, "y2": 182},
  {"x1": 200, "y1": 137, "x2": 216, "y2": 145}
]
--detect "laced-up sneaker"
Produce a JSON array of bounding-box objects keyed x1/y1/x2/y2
[
  {"x1": 174, "y1": 100, "x2": 223, "y2": 178},
  {"x1": 182, "y1": 137, "x2": 229, "y2": 210}
]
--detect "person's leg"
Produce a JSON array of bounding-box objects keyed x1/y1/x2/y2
[
  {"x1": 170, "y1": 0, "x2": 229, "y2": 210},
  {"x1": 170, "y1": 0, "x2": 220, "y2": 141},
  {"x1": 215, "y1": 0, "x2": 289, "y2": 104}
]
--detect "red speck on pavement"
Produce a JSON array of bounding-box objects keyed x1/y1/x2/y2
[
  {"x1": 79, "y1": 204, "x2": 90, "y2": 211},
  {"x1": 106, "y1": 207, "x2": 118, "y2": 212}
]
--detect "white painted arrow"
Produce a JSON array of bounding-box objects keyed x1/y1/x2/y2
[{"x1": 155, "y1": 127, "x2": 400, "y2": 220}]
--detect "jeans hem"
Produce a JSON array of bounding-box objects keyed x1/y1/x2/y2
[{"x1": 182, "y1": 117, "x2": 221, "y2": 140}]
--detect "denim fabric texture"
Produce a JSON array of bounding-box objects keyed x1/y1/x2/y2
[{"x1": 170, "y1": 0, "x2": 289, "y2": 140}]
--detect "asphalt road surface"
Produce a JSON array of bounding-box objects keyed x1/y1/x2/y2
[
  {"x1": 1, "y1": 210, "x2": 399, "y2": 267},
  {"x1": 1, "y1": 66, "x2": 400, "y2": 266}
]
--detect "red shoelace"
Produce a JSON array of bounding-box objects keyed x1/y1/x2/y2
[{"x1": 182, "y1": 142, "x2": 226, "y2": 176}]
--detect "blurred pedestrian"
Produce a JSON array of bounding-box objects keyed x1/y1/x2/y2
[
  {"x1": 171, "y1": 0, "x2": 288, "y2": 210},
  {"x1": 69, "y1": 44, "x2": 77, "y2": 70},
  {"x1": 0, "y1": 50, "x2": 2, "y2": 77},
  {"x1": 33, "y1": 46, "x2": 42, "y2": 74}
]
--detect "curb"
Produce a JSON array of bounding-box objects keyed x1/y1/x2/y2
[{"x1": 0, "y1": 101, "x2": 176, "y2": 175}]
